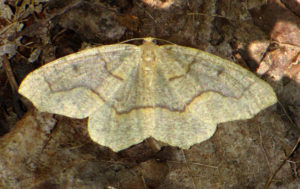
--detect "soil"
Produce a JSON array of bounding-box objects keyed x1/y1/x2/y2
[{"x1": 0, "y1": 0, "x2": 299, "y2": 188}]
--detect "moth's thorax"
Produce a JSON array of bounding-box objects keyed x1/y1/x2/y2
[{"x1": 140, "y1": 41, "x2": 158, "y2": 76}]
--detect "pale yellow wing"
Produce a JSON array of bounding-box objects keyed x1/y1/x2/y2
[
  {"x1": 149, "y1": 44, "x2": 277, "y2": 148},
  {"x1": 158, "y1": 44, "x2": 277, "y2": 116},
  {"x1": 18, "y1": 44, "x2": 140, "y2": 118}
]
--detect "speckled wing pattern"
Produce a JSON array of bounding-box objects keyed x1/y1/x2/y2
[{"x1": 18, "y1": 38, "x2": 277, "y2": 152}]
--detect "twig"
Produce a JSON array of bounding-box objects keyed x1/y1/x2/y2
[
  {"x1": 264, "y1": 136, "x2": 300, "y2": 189},
  {"x1": 278, "y1": 100, "x2": 298, "y2": 129},
  {"x1": 2, "y1": 55, "x2": 18, "y2": 93},
  {"x1": 258, "y1": 125, "x2": 272, "y2": 172},
  {"x1": 187, "y1": 12, "x2": 231, "y2": 20},
  {"x1": 181, "y1": 149, "x2": 197, "y2": 189}
]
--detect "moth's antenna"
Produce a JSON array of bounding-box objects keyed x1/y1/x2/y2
[
  {"x1": 120, "y1": 37, "x2": 176, "y2": 45},
  {"x1": 120, "y1": 37, "x2": 147, "y2": 44},
  {"x1": 153, "y1": 38, "x2": 176, "y2": 45}
]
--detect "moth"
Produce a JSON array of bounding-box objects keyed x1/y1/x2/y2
[{"x1": 18, "y1": 38, "x2": 277, "y2": 151}]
